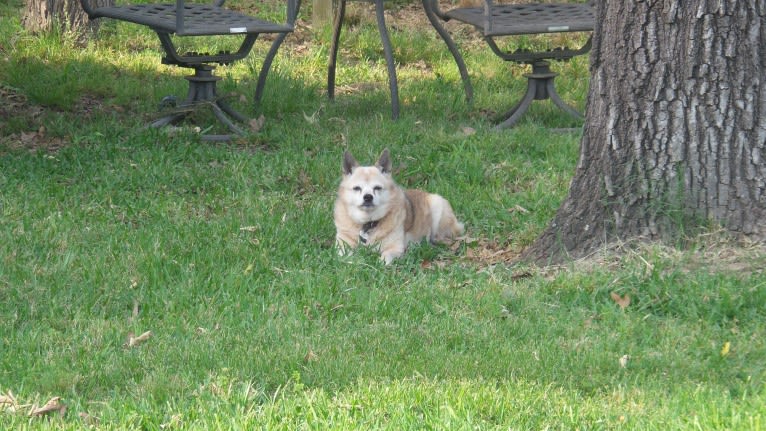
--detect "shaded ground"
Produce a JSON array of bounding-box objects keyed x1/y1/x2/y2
[
  {"x1": 0, "y1": 83, "x2": 112, "y2": 152},
  {"x1": 0, "y1": 1, "x2": 470, "y2": 153}
]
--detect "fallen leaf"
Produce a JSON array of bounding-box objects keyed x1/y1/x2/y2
[
  {"x1": 619, "y1": 354, "x2": 630, "y2": 368},
  {"x1": 304, "y1": 349, "x2": 318, "y2": 363},
  {"x1": 20, "y1": 131, "x2": 38, "y2": 144},
  {"x1": 29, "y1": 396, "x2": 66, "y2": 418},
  {"x1": 510, "y1": 271, "x2": 533, "y2": 281},
  {"x1": 720, "y1": 341, "x2": 731, "y2": 357},
  {"x1": 0, "y1": 391, "x2": 18, "y2": 412},
  {"x1": 302, "y1": 110, "x2": 319, "y2": 124},
  {"x1": 249, "y1": 115, "x2": 265, "y2": 132},
  {"x1": 508, "y1": 204, "x2": 530, "y2": 214},
  {"x1": 460, "y1": 126, "x2": 476, "y2": 136},
  {"x1": 126, "y1": 330, "x2": 152, "y2": 347},
  {"x1": 160, "y1": 413, "x2": 183, "y2": 429},
  {"x1": 0, "y1": 391, "x2": 17, "y2": 406},
  {"x1": 79, "y1": 411, "x2": 100, "y2": 425},
  {"x1": 610, "y1": 292, "x2": 631, "y2": 310},
  {"x1": 131, "y1": 300, "x2": 140, "y2": 320}
]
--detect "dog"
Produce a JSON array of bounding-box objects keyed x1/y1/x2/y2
[{"x1": 333, "y1": 149, "x2": 464, "y2": 264}]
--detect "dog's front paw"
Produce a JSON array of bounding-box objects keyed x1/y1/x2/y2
[
  {"x1": 336, "y1": 237, "x2": 357, "y2": 257},
  {"x1": 337, "y1": 244, "x2": 354, "y2": 257},
  {"x1": 380, "y1": 246, "x2": 405, "y2": 265}
]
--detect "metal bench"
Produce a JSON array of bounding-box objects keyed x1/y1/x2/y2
[
  {"x1": 79, "y1": 0, "x2": 299, "y2": 140},
  {"x1": 423, "y1": 0, "x2": 595, "y2": 129}
]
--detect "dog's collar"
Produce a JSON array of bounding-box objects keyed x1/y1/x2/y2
[{"x1": 359, "y1": 220, "x2": 379, "y2": 244}]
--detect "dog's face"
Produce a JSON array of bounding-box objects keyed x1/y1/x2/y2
[{"x1": 338, "y1": 149, "x2": 396, "y2": 222}]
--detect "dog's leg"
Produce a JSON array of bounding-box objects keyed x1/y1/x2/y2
[
  {"x1": 336, "y1": 230, "x2": 359, "y2": 256},
  {"x1": 379, "y1": 232, "x2": 406, "y2": 264},
  {"x1": 380, "y1": 246, "x2": 405, "y2": 264}
]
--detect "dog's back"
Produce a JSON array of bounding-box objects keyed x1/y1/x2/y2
[{"x1": 402, "y1": 189, "x2": 463, "y2": 244}]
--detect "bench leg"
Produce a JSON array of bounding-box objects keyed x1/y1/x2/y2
[
  {"x1": 546, "y1": 78, "x2": 583, "y2": 121},
  {"x1": 150, "y1": 65, "x2": 248, "y2": 141},
  {"x1": 494, "y1": 79, "x2": 537, "y2": 129},
  {"x1": 495, "y1": 60, "x2": 583, "y2": 129},
  {"x1": 421, "y1": 0, "x2": 473, "y2": 103},
  {"x1": 373, "y1": 0, "x2": 399, "y2": 120},
  {"x1": 327, "y1": 0, "x2": 347, "y2": 101},
  {"x1": 254, "y1": 31, "x2": 291, "y2": 107},
  {"x1": 254, "y1": 0, "x2": 301, "y2": 107}
]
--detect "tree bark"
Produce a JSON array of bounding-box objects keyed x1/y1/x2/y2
[
  {"x1": 522, "y1": 0, "x2": 766, "y2": 264},
  {"x1": 22, "y1": 0, "x2": 112, "y2": 37}
]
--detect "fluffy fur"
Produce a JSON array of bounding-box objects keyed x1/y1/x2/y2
[{"x1": 333, "y1": 149, "x2": 464, "y2": 264}]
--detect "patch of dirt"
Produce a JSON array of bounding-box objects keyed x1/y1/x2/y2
[
  {"x1": 441, "y1": 228, "x2": 765, "y2": 278},
  {"x1": 461, "y1": 236, "x2": 522, "y2": 266},
  {"x1": 0, "y1": 84, "x2": 109, "y2": 153},
  {"x1": 534, "y1": 230, "x2": 765, "y2": 279},
  {"x1": 1, "y1": 85, "x2": 56, "y2": 153}
]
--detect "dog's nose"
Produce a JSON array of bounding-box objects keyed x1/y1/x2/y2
[{"x1": 363, "y1": 194, "x2": 373, "y2": 203}]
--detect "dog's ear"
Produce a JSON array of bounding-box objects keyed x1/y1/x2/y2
[
  {"x1": 376, "y1": 148, "x2": 392, "y2": 174},
  {"x1": 342, "y1": 151, "x2": 359, "y2": 175}
]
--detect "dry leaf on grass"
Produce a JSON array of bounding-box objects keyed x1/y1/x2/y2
[
  {"x1": 0, "y1": 391, "x2": 19, "y2": 412},
  {"x1": 463, "y1": 237, "x2": 521, "y2": 266},
  {"x1": 29, "y1": 396, "x2": 66, "y2": 418},
  {"x1": 421, "y1": 259, "x2": 448, "y2": 270},
  {"x1": 160, "y1": 413, "x2": 183, "y2": 429},
  {"x1": 125, "y1": 330, "x2": 152, "y2": 348},
  {"x1": 303, "y1": 110, "x2": 319, "y2": 124},
  {"x1": 507, "y1": 204, "x2": 530, "y2": 214},
  {"x1": 131, "y1": 300, "x2": 140, "y2": 321},
  {"x1": 720, "y1": 341, "x2": 731, "y2": 357},
  {"x1": 304, "y1": 349, "x2": 319, "y2": 363},
  {"x1": 249, "y1": 115, "x2": 265, "y2": 132},
  {"x1": 610, "y1": 292, "x2": 631, "y2": 310},
  {"x1": 510, "y1": 271, "x2": 533, "y2": 281},
  {"x1": 79, "y1": 411, "x2": 100, "y2": 425},
  {"x1": 619, "y1": 354, "x2": 630, "y2": 368},
  {"x1": 0, "y1": 392, "x2": 17, "y2": 406},
  {"x1": 460, "y1": 126, "x2": 476, "y2": 136}
]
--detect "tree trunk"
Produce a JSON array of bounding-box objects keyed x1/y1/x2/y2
[
  {"x1": 22, "y1": 0, "x2": 113, "y2": 37},
  {"x1": 522, "y1": 0, "x2": 766, "y2": 264}
]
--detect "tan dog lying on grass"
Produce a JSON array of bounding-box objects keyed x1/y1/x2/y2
[{"x1": 334, "y1": 149, "x2": 464, "y2": 264}]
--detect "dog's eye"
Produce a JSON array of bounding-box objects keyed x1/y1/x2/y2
[
  {"x1": 353, "y1": 186, "x2": 362, "y2": 192},
  {"x1": 373, "y1": 186, "x2": 383, "y2": 192}
]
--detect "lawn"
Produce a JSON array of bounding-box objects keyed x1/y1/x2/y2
[{"x1": 1, "y1": 0, "x2": 764, "y2": 429}]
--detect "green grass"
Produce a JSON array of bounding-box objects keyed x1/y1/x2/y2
[{"x1": 1, "y1": 1, "x2": 765, "y2": 429}]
